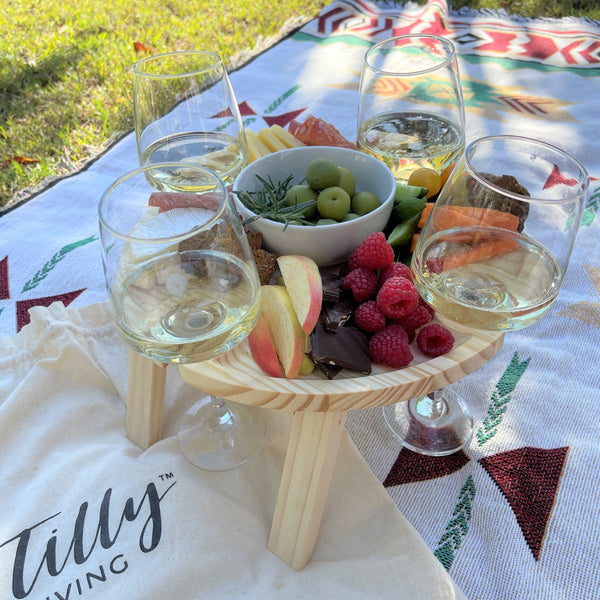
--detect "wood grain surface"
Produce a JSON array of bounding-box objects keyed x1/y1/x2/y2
[{"x1": 179, "y1": 322, "x2": 504, "y2": 413}]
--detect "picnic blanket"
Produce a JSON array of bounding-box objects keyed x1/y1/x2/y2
[{"x1": 1, "y1": 1, "x2": 600, "y2": 599}]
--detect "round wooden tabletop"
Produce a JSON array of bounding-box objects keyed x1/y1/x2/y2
[{"x1": 179, "y1": 321, "x2": 504, "y2": 413}]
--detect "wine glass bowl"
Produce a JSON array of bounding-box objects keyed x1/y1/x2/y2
[
  {"x1": 357, "y1": 34, "x2": 465, "y2": 184},
  {"x1": 133, "y1": 50, "x2": 247, "y2": 186},
  {"x1": 98, "y1": 163, "x2": 261, "y2": 363},
  {"x1": 412, "y1": 135, "x2": 589, "y2": 332}
]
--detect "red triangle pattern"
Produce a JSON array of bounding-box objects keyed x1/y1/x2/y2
[
  {"x1": 543, "y1": 164, "x2": 579, "y2": 189},
  {"x1": 211, "y1": 100, "x2": 257, "y2": 120},
  {"x1": 16, "y1": 289, "x2": 86, "y2": 332},
  {"x1": 479, "y1": 446, "x2": 569, "y2": 560},
  {"x1": 237, "y1": 100, "x2": 257, "y2": 117},
  {"x1": 263, "y1": 109, "x2": 307, "y2": 128},
  {"x1": 383, "y1": 447, "x2": 470, "y2": 486},
  {"x1": 210, "y1": 107, "x2": 234, "y2": 119},
  {"x1": 0, "y1": 256, "x2": 9, "y2": 300}
]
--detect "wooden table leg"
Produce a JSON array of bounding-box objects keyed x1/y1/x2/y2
[
  {"x1": 268, "y1": 409, "x2": 347, "y2": 571},
  {"x1": 127, "y1": 350, "x2": 167, "y2": 449}
]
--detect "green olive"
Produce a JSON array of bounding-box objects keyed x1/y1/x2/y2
[
  {"x1": 316, "y1": 218, "x2": 339, "y2": 226},
  {"x1": 351, "y1": 190, "x2": 381, "y2": 215},
  {"x1": 317, "y1": 186, "x2": 351, "y2": 221},
  {"x1": 285, "y1": 184, "x2": 318, "y2": 218},
  {"x1": 337, "y1": 166, "x2": 356, "y2": 197},
  {"x1": 342, "y1": 212, "x2": 360, "y2": 222},
  {"x1": 305, "y1": 158, "x2": 340, "y2": 190}
]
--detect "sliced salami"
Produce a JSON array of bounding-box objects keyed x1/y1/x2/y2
[
  {"x1": 288, "y1": 115, "x2": 356, "y2": 150},
  {"x1": 148, "y1": 190, "x2": 230, "y2": 212}
]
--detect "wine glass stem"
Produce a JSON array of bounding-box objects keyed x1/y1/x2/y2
[
  {"x1": 414, "y1": 390, "x2": 447, "y2": 420},
  {"x1": 210, "y1": 395, "x2": 236, "y2": 428}
]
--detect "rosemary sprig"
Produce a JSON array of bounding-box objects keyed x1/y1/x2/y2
[{"x1": 233, "y1": 173, "x2": 317, "y2": 229}]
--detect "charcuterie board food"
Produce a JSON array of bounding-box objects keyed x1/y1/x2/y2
[{"x1": 177, "y1": 115, "x2": 505, "y2": 572}]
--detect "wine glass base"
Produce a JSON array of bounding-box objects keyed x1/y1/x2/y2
[
  {"x1": 382, "y1": 388, "x2": 473, "y2": 457},
  {"x1": 178, "y1": 396, "x2": 270, "y2": 471}
]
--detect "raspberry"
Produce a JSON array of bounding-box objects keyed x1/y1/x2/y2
[
  {"x1": 376, "y1": 276, "x2": 419, "y2": 320},
  {"x1": 348, "y1": 246, "x2": 362, "y2": 271},
  {"x1": 342, "y1": 267, "x2": 379, "y2": 302},
  {"x1": 354, "y1": 300, "x2": 386, "y2": 333},
  {"x1": 380, "y1": 261, "x2": 412, "y2": 285},
  {"x1": 417, "y1": 323, "x2": 455, "y2": 357},
  {"x1": 352, "y1": 232, "x2": 394, "y2": 271},
  {"x1": 369, "y1": 325, "x2": 413, "y2": 369},
  {"x1": 402, "y1": 325, "x2": 416, "y2": 344},
  {"x1": 394, "y1": 304, "x2": 433, "y2": 332}
]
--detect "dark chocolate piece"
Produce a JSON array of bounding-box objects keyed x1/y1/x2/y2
[
  {"x1": 321, "y1": 295, "x2": 355, "y2": 331},
  {"x1": 320, "y1": 271, "x2": 345, "y2": 303},
  {"x1": 309, "y1": 324, "x2": 371, "y2": 375},
  {"x1": 315, "y1": 361, "x2": 343, "y2": 380}
]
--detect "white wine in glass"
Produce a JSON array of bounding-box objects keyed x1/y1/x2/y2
[
  {"x1": 117, "y1": 249, "x2": 260, "y2": 362},
  {"x1": 133, "y1": 50, "x2": 247, "y2": 186},
  {"x1": 357, "y1": 35, "x2": 465, "y2": 183},
  {"x1": 412, "y1": 135, "x2": 589, "y2": 331}
]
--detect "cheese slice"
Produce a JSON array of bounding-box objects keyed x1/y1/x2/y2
[
  {"x1": 245, "y1": 129, "x2": 271, "y2": 162},
  {"x1": 270, "y1": 124, "x2": 306, "y2": 149},
  {"x1": 258, "y1": 127, "x2": 289, "y2": 153}
]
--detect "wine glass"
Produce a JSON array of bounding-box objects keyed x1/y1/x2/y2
[
  {"x1": 357, "y1": 34, "x2": 465, "y2": 184},
  {"x1": 383, "y1": 135, "x2": 589, "y2": 455},
  {"x1": 357, "y1": 33, "x2": 468, "y2": 454},
  {"x1": 133, "y1": 50, "x2": 247, "y2": 186},
  {"x1": 98, "y1": 162, "x2": 270, "y2": 470}
]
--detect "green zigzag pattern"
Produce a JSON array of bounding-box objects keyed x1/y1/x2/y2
[
  {"x1": 21, "y1": 235, "x2": 98, "y2": 293},
  {"x1": 476, "y1": 352, "x2": 530, "y2": 446},
  {"x1": 433, "y1": 475, "x2": 476, "y2": 570}
]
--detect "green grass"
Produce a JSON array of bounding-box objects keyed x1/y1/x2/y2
[{"x1": 1, "y1": 0, "x2": 598, "y2": 209}]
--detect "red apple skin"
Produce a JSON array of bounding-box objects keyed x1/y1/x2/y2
[
  {"x1": 248, "y1": 312, "x2": 283, "y2": 378},
  {"x1": 260, "y1": 285, "x2": 306, "y2": 378},
  {"x1": 276, "y1": 255, "x2": 323, "y2": 335}
]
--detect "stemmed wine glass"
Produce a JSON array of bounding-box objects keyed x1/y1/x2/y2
[
  {"x1": 356, "y1": 34, "x2": 471, "y2": 455},
  {"x1": 383, "y1": 135, "x2": 589, "y2": 455},
  {"x1": 129, "y1": 50, "x2": 269, "y2": 469},
  {"x1": 133, "y1": 50, "x2": 247, "y2": 185},
  {"x1": 98, "y1": 162, "x2": 270, "y2": 470},
  {"x1": 357, "y1": 34, "x2": 465, "y2": 184}
]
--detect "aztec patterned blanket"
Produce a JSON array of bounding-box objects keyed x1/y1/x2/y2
[{"x1": 1, "y1": 2, "x2": 599, "y2": 598}]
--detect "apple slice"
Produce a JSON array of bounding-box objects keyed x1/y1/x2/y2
[
  {"x1": 247, "y1": 311, "x2": 283, "y2": 378},
  {"x1": 276, "y1": 255, "x2": 323, "y2": 335},
  {"x1": 260, "y1": 285, "x2": 306, "y2": 378},
  {"x1": 299, "y1": 335, "x2": 315, "y2": 375}
]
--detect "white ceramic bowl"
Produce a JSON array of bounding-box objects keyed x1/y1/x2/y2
[{"x1": 232, "y1": 146, "x2": 396, "y2": 266}]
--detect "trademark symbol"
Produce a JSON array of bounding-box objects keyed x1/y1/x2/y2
[{"x1": 158, "y1": 472, "x2": 174, "y2": 481}]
